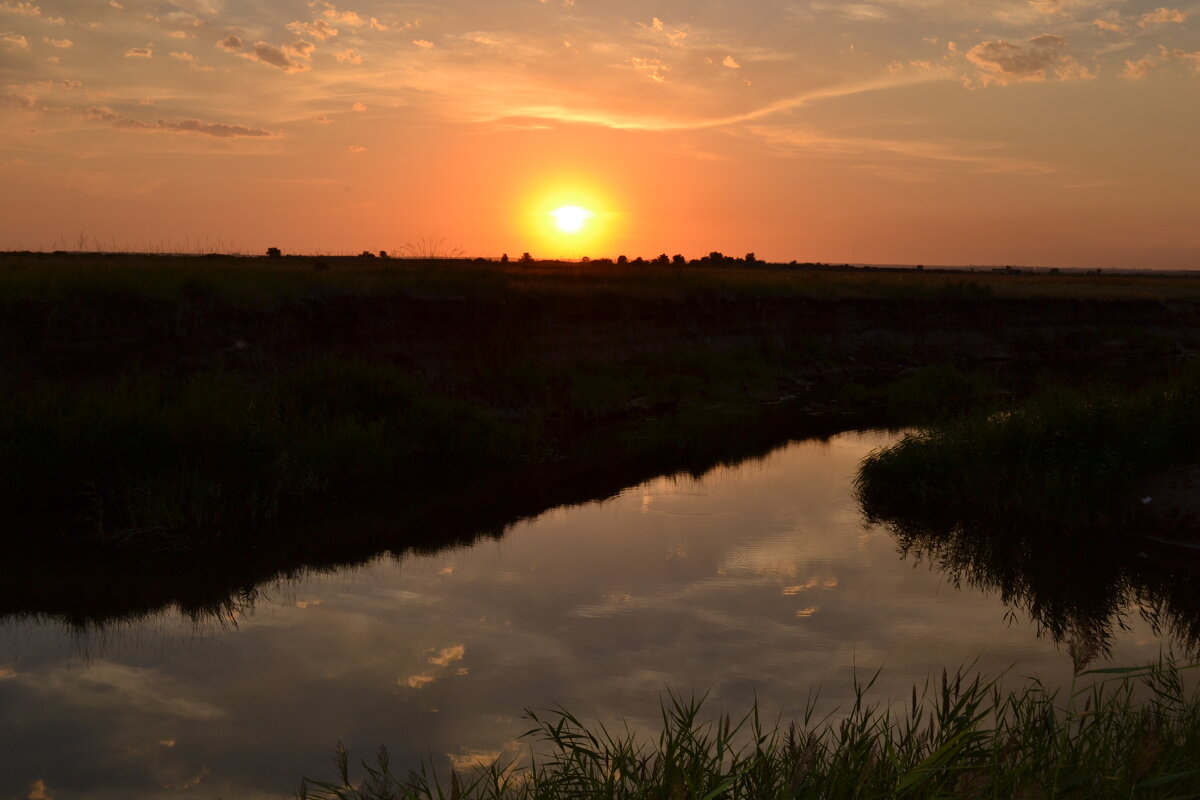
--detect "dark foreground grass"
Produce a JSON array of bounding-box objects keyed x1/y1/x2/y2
[
  {"x1": 300, "y1": 659, "x2": 1200, "y2": 800},
  {"x1": 5, "y1": 252, "x2": 1199, "y2": 550},
  {"x1": 0, "y1": 358, "x2": 520, "y2": 546},
  {"x1": 855, "y1": 371, "x2": 1200, "y2": 534}
]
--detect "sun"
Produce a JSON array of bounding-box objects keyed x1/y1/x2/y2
[
  {"x1": 520, "y1": 178, "x2": 615, "y2": 255},
  {"x1": 550, "y1": 205, "x2": 593, "y2": 234}
]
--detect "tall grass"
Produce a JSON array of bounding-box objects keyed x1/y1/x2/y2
[
  {"x1": 855, "y1": 372, "x2": 1200, "y2": 534},
  {"x1": 300, "y1": 659, "x2": 1200, "y2": 799},
  {"x1": 0, "y1": 359, "x2": 519, "y2": 546}
]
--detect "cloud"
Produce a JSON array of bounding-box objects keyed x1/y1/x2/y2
[
  {"x1": 35, "y1": 662, "x2": 225, "y2": 722},
  {"x1": 347, "y1": 144, "x2": 365, "y2": 152},
  {"x1": 446, "y1": 749, "x2": 502, "y2": 773},
  {"x1": 0, "y1": 1, "x2": 41, "y2": 18},
  {"x1": 245, "y1": 40, "x2": 312, "y2": 73},
  {"x1": 124, "y1": 46, "x2": 153, "y2": 58},
  {"x1": 808, "y1": 1, "x2": 889, "y2": 21},
  {"x1": 1124, "y1": 54, "x2": 1156, "y2": 78},
  {"x1": 1026, "y1": 0, "x2": 1086, "y2": 16},
  {"x1": 169, "y1": 51, "x2": 211, "y2": 70},
  {"x1": 2, "y1": 31, "x2": 29, "y2": 48},
  {"x1": 488, "y1": 73, "x2": 940, "y2": 133},
  {"x1": 1092, "y1": 18, "x2": 1125, "y2": 33},
  {"x1": 215, "y1": 34, "x2": 241, "y2": 51},
  {"x1": 315, "y1": 114, "x2": 333, "y2": 123},
  {"x1": 722, "y1": 55, "x2": 741, "y2": 69},
  {"x1": 159, "y1": 118, "x2": 271, "y2": 136},
  {"x1": 1123, "y1": 44, "x2": 1200, "y2": 78},
  {"x1": 334, "y1": 48, "x2": 361, "y2": 64},
  {"x1": 42, "y1": 35, "x2": 71, "y2": 47},
  {"x1": 160, "y1": 11, "x2": 203, "y2": 29},
  {"x1": 88, "y1": 106, "x2": 274, "y2": 137},
  {"x1": 0, "y1": 89, "x2": 35, "y2": 107},
  {"x1": 316, "y1": 3, "x2": 364, "y2": 28},
  {"x1": 1138, "y1": 7, "x2": 1186, "y2": 28},
  {"x1": 966, "y1": 33, "x2": 1094, "y2": 85},
  {"x1": 630, "y1": 56, "x2": 670, "y2": 82},
  {"x1": 351, "y1": 101, "x2": 366, "y2": 111},
  {"x1": 412, "y1": 38, "x2": 433, "y2": 48},
  {"x1": 287, "y1": 19, "x2": 338, "y2": 41},
  {"x1": 428, "y1": 645, "x2": 465, "y2": 666},
  {"x1": 640, "y1": 17, "x2": 688, "y2": 48},
  {"x1": 401, "y1": 673, "x2": 435, "y2": 688},
  {"x1": 167, "y1": 30, "x2": 193, "y2": 39},
  {"x1": 368, "y1": 17, "x2": 387, "y2": 31}
]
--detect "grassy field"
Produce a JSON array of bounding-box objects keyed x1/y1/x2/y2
[
  {"x1": 4, "y1": 252, "x2": 1199, "y2": 551},
  {"x1": 300, "y1": 659, "x2": 1200, "y2": 800}
]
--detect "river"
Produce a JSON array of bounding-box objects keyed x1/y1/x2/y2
[{"x1": 0, "y1": 431, "x2": 1182, "y2": 799}]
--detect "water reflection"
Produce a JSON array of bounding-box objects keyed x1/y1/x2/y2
[
  {"x1": 0, "y1": 415, "x2": 858, "y2": 628},
  {"x1": 0, "y1": 431, "x2": 1191, "y2": 799},
  {"x1": 865, "y1": 502, "x2": 1200, "y2": 659}
]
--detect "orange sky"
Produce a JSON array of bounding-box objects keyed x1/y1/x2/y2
[{"x1": 1, "y1": 0, "x2": 1198, "y2": 267}]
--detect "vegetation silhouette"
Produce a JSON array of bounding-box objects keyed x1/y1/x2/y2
[
  {"x1": 0, "y1": 411, "x2": 860, "y2": 628},
  {"x1": 856, "y1": 374, "x2": 1200, "y2": 656},
  {"x1": 3, "y1": 251, "x2": 1200, "y2": 624}
]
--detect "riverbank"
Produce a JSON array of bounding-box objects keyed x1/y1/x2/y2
[{"x1": 4, "y1": 252, "x2": 1200, "y2": 555}]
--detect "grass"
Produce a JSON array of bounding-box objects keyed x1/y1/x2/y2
[
  {"x1": 854, "y1": 371, "x2": 1200, "y2": 535},
  {"x1": 299, "y1": 658, "x2": 1200, "y2": 800},
  {"x1": 4, "y1": 251, "x2": 1199, "y2": 550},
  {"x1": 0, "y1": 359, "x2": 521, "y2": 546}
]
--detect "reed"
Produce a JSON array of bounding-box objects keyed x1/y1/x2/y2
[
  {"x1": 855, "y1": 371, "x2": 1200, "y2": 534},
  {"x1": 300, "y1": 658, "x2": 1200, "y2": 799}
]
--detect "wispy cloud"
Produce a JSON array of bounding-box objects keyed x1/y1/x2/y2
[
  {"x1": 87, "y1": 106, "x2": 274, "y2": 137},
  {"x1": 1139, "y1": 7, "x2": 1187, "y2": 28}
]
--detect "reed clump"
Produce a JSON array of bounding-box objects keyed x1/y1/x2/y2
[
  {"x1": 300, "y1": 659, "x2": 1200, "y2": 799},
  {"x1": 855, "y1": 372, "x2": 1200, "y2": 534}
]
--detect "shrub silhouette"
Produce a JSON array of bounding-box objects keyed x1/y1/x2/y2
[{"x1": 266, "y1": 247, "x2": 282, "y2": 258}]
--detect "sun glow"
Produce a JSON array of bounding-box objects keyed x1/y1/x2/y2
[
  {"x1": 522, "y1": 178, "x2": 618, "y2": 257},
  {"x1": 551, "y1": 205, "x2": 593, "y2": 234}
]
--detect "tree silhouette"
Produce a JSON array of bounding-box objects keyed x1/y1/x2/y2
[{"x1": 266, "y1": 247, "x2": 281, "y2": 258}]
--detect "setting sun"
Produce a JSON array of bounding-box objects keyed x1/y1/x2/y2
[
  {"x1": 550, "y1": 206, "x2": 594, "y2": 234},
  {"x1": 522, "y1": 178, "x2": 618, "y2": 257}
]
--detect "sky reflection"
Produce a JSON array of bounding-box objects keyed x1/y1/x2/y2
[{"x1": 0, "y1": 431, "x2": 1174, "y2": 799}]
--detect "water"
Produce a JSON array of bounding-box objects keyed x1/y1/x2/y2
[{"x1": 0, "y1": 431, "x2": 1184, "y2": 799}]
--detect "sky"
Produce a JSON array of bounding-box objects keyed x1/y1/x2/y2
[{"x1": 1, "y1": 0, "x2": 1198, "y2": 267}]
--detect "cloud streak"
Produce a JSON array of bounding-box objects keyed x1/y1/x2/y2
[{"x1": 87, "y1": 106, "x2": 274, "y2": 137}]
